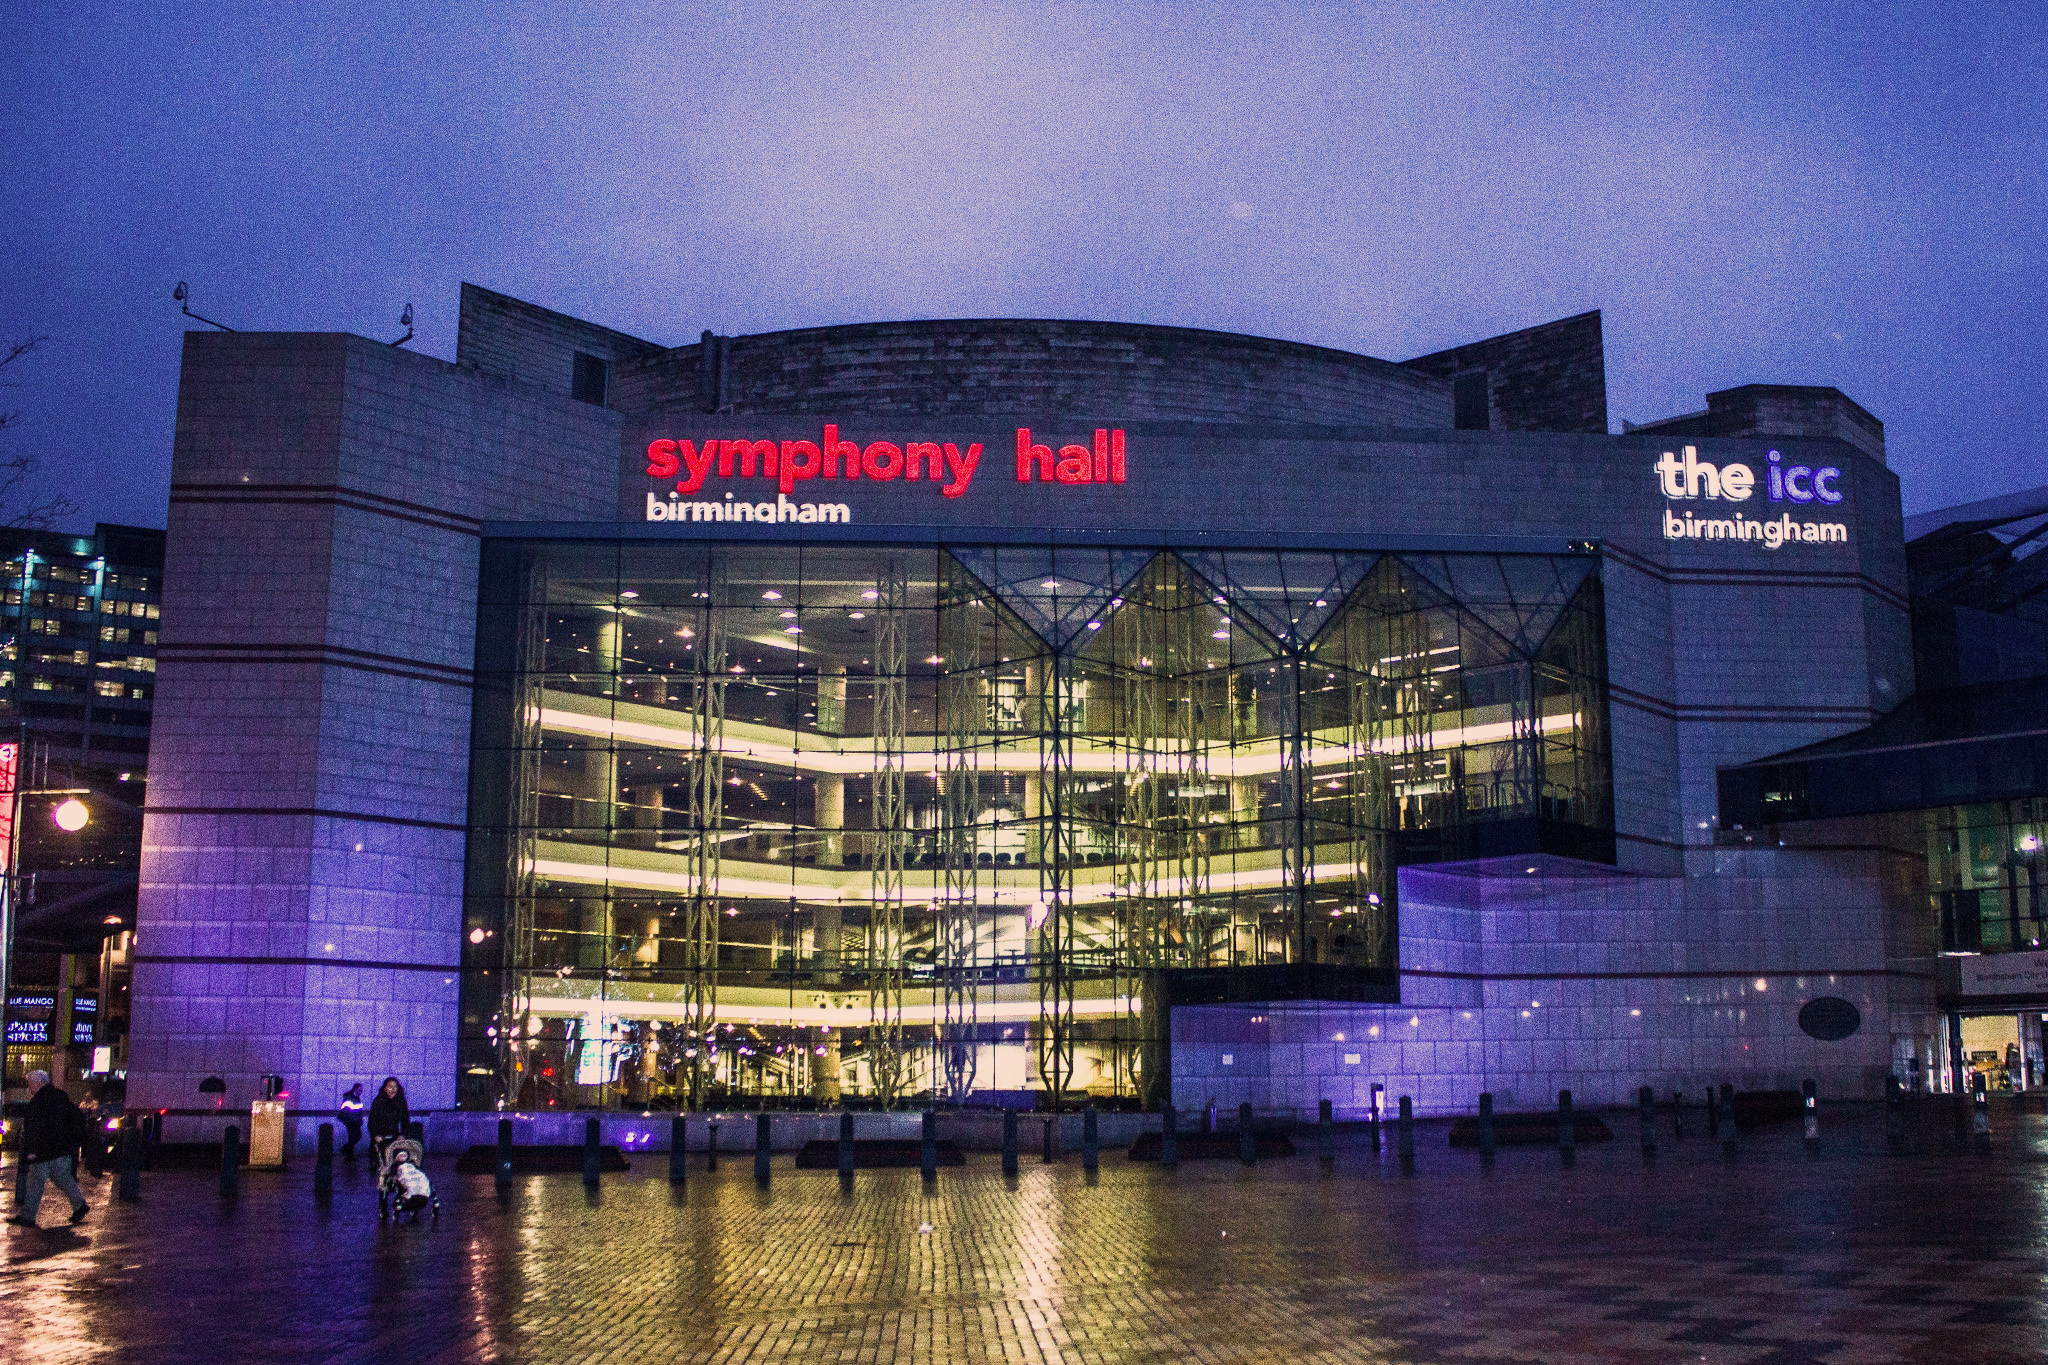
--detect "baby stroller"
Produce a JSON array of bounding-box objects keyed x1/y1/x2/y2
[{"x1": 376, "y1": 1137, "x2": 439, "y2": 1223}]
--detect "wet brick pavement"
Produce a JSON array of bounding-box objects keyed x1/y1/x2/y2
[{"x1": 2, "y1": 1105, "x2": 2045, "y2": 1363}]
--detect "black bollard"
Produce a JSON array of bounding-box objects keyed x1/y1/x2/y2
[
  {"x1": 707, "y1": 1121, "x2": 719, "y2": 1171},
  {"x1": 314, "y1": 1122, "x2": 335, "y2": 1199},
  {"x1": 1719, "y1": 1083, "x2": 1738, "y2": 1158},
  {"x1": 1638, "y1": 1086, "x2": 1657, "y2": 1157},
  {"x1": 1082, "y1": 1104, "x2": 1098, "y2": 1171},
  {"x1": 1972, "y1": 1073, "x2": 1991, "y2": 1153},
  {"x1": 1705, "y1": 1084, "x2": 1718, "y2": 1141},
  {"x1": 1238, "y1": 1102, "x2": 1256, "y2": 1165},
  {"x1": 1672, "y1": 1089, "x2": 1685, "y2": 1141},
  {"x1": 498, "y1": 1118, "x2": 516, "y2": 1191},
  {"x1": 1558, "y1": 1089, "x2": 1575, "y2": 1165},
  {"x1": 219, "y1": 1125, "x2": 240, "y2": 1199},
  {"x1": 1396, "y1": 1096, "x2": 1415, "y2": 1174},
  {"x1": 921, "y1": 1109, "x2": 938, "y2": 1181},
  {"x1": 1478, "y1": 1092, "x2": 1495, "y2": 1165},
  {"x1": 840, "y1": 1112, "x2": 858, "y2": 1179},
  {"x1": 1160, "y1": 1104, "x2": 1177, "y2": 1171},
  {"x1": 1318, "y1": 1098, "x2": 1334, "y2": 1160},
  {"x1": 583, "y1": 1116, "x2": 601, "y2": 1188},
  {"x1": 1802, "y1": 1078, "x2": 1819, "y2": 1156},
  {"x1": 669, "y1": 1115, "x2": 687, "y2": 1184},
  {"x1": 1369, "y1": 1083, "x2": 1384, "y2": 1153},
  {"x1": 1001, "y1": 1109, "x2": 1018, "y2": 1176},
  {"x1": 755, "y1": 1112, "x2": 772, "y2": 1186},
  {"x1": 1885, "y1": 1075, "x2": 1907, "y2": 1155},
  {"x1": 117, "y1": 1120, "x2": 142, "y2": 1202},
  {"x1": 1042, "y1": 1116, "x2": 1055, "y2": 1165}
]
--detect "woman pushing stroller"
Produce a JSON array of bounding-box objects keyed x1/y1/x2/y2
[
  {"x1": 365, "y1": 1076, "x2": 437, "y2": 1221},
  {"x1": 367, "y1": 1076, "x2": 411, "y2": 1164}
]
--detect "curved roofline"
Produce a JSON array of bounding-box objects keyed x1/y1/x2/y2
[{"x1": 703, "y1": 315, "x2": 1416, "y2": 371}]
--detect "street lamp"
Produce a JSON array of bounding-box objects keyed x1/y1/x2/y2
[{"x1": 52, "y1": 799, "x2": 88, "y2": 832}]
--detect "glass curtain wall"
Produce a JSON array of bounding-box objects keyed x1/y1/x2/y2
[{"x1": 462, "y1": 542, "x2": 1610, "y2": 1111}]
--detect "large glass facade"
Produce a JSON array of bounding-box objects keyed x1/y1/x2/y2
[
  {"x1": 461, "y1": 540, "x2": 1611, "y2": 1111},
  {"x1": 1926, "y1": 799, "x2": 2048, "y2": 955}
]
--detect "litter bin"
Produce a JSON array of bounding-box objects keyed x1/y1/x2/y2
[{"x1": 249, "y1": 1100, "x2": 287, "y2": 1168}]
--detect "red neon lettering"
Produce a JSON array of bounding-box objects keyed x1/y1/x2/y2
[
  {"x1": 719, "y1": 439, "x2": 778, "y2": 479},
  {"x1": 823, "y1": 425, "x2": 860, "y2": 479},
  {"x1": 1092, "y1": 429, "x2": 1108, "y2": 484},
  {"x1": 779, "y1": 440, "x2": 822, "y2": 493},
  {"x1": 1111, "y1": 428, "x2": 1125, "y2": 483},
  {"x1": 1055, "y1": 445, "x2": 1092, "y2": 484},
  {"x1": 904, "y1": 441, "x2": 939, "y2": 481},
  {"x1": 862, "y1": 441, "x2": 904, "y2": 480},
  {"x1": 676, "y1": 440, "x2": 717, "y2": 493},
  {"x1": 941, "y1": 443, "x2": 982, "y2": 497},
  {"x1": 1016, "y1": 428, "x2": 1053, "y2": 482},
  {"x1": 646, "y1": 439, "x2": 680, "y2": 479}
]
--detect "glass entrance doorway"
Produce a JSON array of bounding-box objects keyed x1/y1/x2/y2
[{"x1": 1955, "y1": 1013, "x2": 2047, "y2": 1091}]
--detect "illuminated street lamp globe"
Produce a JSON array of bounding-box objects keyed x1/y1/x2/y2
[{"x1": 53, "y1": 798, "x2": 89, "y2": 831}]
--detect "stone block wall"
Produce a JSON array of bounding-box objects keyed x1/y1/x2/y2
[
  {"x1": 132, "y1": 330, "x2": 618, "y2": 1145},
  {"x1": 1172, "y1": 848, "x2": 1919, "y2": 1118},
  {"x1": 1401, "y1": 310, "x2": 1609, "y2": 434},
  {"x1": 609, "y1": 318, "x2": 1455, "y2": 429}
]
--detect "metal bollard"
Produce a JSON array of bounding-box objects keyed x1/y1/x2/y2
[
  {"x1": 1705, "y1": 1084, "x2": 1719, "y2": 1141},
  {"x1": 1081, "y1": 1104, "x2": 1098, "y2": 1172},
  {"x1": 755, "y1": 1113, "x2": 773, "y2": 1185},
  {"x1": 583, "y1": 1116, "x2": 601, "y2": 1188},
  {"x1": 315, "y1": 1122, "x2": 335, "y2": 1199},
  {"x1": 117, "y1": 1120, "x2": 142, "y2": 1202},
  {"x1": 498, "y1": 1118, "x2": 516, "y2": 1191},
  {"x1": 707, "y1": 1121, "x2": 720, "y2": 1171},
  {"x1": 1973, "y1": 1074, "x2": 1991, "y2": 1153},
  {"x1": 1558, "y1": 1089, "x2": 1575, "y2": 1164},
  {"x1": 1238, "y1": 1102, "x2": 1256, "y2": 1165},
  {"x1": 1672, "y1": 1089, "x2": 1685, "y2": 1141},
  {"x1": 1396, "y1": 1096, "x2": 1415, "y2": 1173},
  {"x1": 219, "y1": 1125, "x2": 240, "y2": 1199},
  {"x1": 669, "y1": 1115, "x2": 687, "y2": 1184},
  {"x1": 1478, "y1": 1092, "x2": 1495, "y2": 1165},
  {"x1": 1802, "y1": 1078, "x2": 1819, "y2": 1156},
  {"x1": 1042, "y1": 1116, "x2": 1055, "y2": 1164},
  {"x1": 1719, "y1": 1083, "x2": 1737, "y2": 1157},
  {"x1": 1638, "y1": 1086, "x2": 1657, "y2": 1157},
  {"x1": 921, "y1": 1109, "x2": 938, "y2": 1181},
  {"x1": 1369, "y1": 1083, "x2": 1385, "y2": 1153},
  {"x1": 1001, "y1": 1109, "x2": 1018, "y2": 1176},
  {"x1": 1885, "y1": 1075, "x2": 1907, "y2": 1155},
  {"x1": 1318, "y1": 1098, "x2": 1334, "y2": 1159},
  {"x1": 1160, "y1": 1104, "x2": 1177, "y2": 1171},
  {"x1": 840, "y1": 1112, "x2": 858, "y2": 1179}
]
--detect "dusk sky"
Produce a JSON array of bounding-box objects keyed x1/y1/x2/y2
[{"x1": 4, "y1": 3, "x2": 2043, "y2": 529}]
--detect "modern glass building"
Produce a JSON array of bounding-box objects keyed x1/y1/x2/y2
[
  {"x1": 461, "y1": 538, "x2": 1609, "y2": 1110},
  {"x1": 130, "y1": 286, "x2": 1925, "y2": 1141}
]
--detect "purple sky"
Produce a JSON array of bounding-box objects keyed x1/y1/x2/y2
[{"x1": 4, "y1": 3, "x2": 2043, "y2": 529}]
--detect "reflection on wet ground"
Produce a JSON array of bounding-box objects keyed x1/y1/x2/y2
[{"x1": 2, "y1": 1105, "x2": 2045, "y2": 1363}]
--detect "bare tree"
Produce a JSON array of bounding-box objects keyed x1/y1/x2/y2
[{"x1": 0, "y1": 335, "x2": 80, "y2": 529}]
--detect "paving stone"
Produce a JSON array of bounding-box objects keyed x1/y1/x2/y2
[{"x1": 2, "y1": 1107, "x2": 2044, "y2": 1362}]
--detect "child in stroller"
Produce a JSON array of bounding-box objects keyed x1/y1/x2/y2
[{"x1": 376, "y1": 1136, "x2": 438, "y2": 1222}]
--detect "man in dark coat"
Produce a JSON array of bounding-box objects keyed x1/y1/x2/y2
[
  {"x1": 337, "y1": 1082, "x2": 366, "y2": 1158},
  {"x1": 6, "y1": 1070, "x2": 88, "y2": 1227}
]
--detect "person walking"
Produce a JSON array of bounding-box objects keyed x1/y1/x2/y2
[
  {"x1": 5, "y1": 1070, "x2": 89, "y2": 1228},
  {"x1": 366, "y1": 1076, "x2": 411, "y2": 1166},
  {"x1": 337, "y1": 1083, "x2": 366, "y2": 1159}
]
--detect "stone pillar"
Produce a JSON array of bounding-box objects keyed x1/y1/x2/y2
[{"x1": 810, "y1": 1025, "x2": 842, "y2": 1105}]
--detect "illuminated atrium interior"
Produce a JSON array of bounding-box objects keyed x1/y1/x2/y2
[{"x1": 460, "y1": 540, "x2": 1611, "y2": 1111}]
